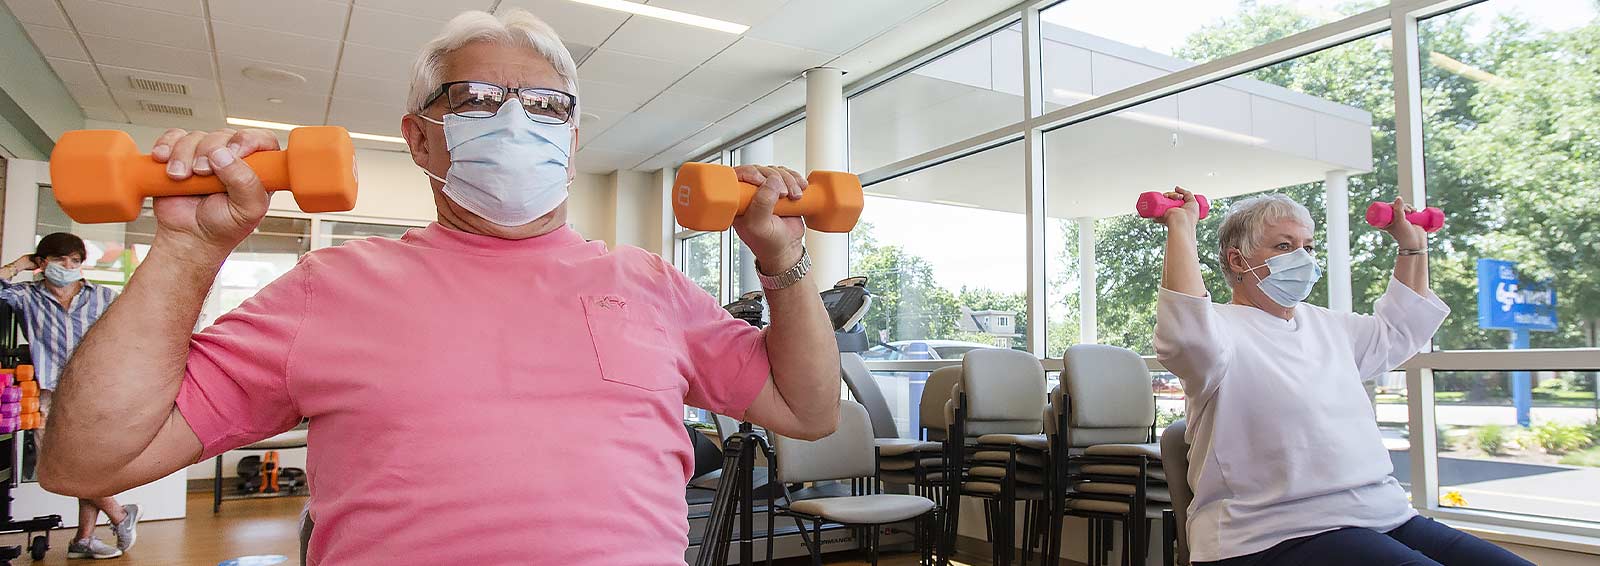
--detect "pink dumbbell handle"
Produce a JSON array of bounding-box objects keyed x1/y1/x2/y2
[
  {"x1": 1137, "y1": 192, "x2": 1211, "y2": 220},
  {"x1": 1365, "y1": 202, "x2": 1444, "y2": 233}
]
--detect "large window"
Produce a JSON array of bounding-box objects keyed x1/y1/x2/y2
[
  {"x1": 850, "y1": 141, "x2": 1026, "y2": 350},
  {"x1": 849, "y1": 26, "x2": 1023, "y2": 172}
]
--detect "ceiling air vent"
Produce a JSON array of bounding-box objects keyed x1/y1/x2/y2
[
  {"x1": 138, "y1": 101, "x2": 194, "y2": 117},
  {"x1": 127, "y1": 76, "x2": 189, "y2": 96}
]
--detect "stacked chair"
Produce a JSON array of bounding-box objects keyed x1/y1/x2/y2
[
  {"x1": 1044, "y1": 344, "x2": 1175, "y2": 566},
  {"x1": 944, "y1": 349, "x2": 1049, "y2": 566},
  {"x1": 876, "y1": 366, "x2": 961, "y2": 506}
]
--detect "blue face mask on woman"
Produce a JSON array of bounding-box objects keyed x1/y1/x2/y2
[
  {"x1": 1240, "y1": 248, "x2": 1322, "y2": 308},
  {"x1": 418, "y1": 98, "x2": 573, "y2": 227}
]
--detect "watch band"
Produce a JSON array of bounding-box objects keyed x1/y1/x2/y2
[
  {"x1": 756, "y1": 247, "x2": 811, "y2": 290},
  {"x1": 1398, "y1": 248, "x2": 1427, "y2": 256}
]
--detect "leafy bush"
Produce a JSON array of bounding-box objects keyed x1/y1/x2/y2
[
  {"x1": 1156, "y1": 407, "x2": 1184, "y2": 430},
  {"x1": 1436, "y1": 425, "x2": 1453, "y2": 451},
  {"x1": 1476, "y1": 425, "x2": 1508, "y2": 455},
  {"x1": 1533, "y1": 421, "x2": 1593, "y2": 455},
  {"x1": 1559, "y1": 446, "x2": 1600, "y2": 467}
]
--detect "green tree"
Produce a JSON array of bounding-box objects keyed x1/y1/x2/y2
[{"x1": 850, "y1": 222, "x2": 960, "y2": 343}]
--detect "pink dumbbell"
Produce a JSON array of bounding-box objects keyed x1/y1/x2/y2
[
  {"x1": 0, "y1": 404, "x2": 17, "y2": 418},
  {"x1": 1, "y1": 387, "x2": 19, "y2": 403},
  {"x1": 1137, "y1": 191, "x2": 1211, "y2": 220},
  {"x1": 1365, "y1": 202, "x2": 1445, "y2": 233},
  {"x1": 0, "y1": 416, "x2": 17, "y2": 433}
]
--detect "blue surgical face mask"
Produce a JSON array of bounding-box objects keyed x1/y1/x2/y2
[
  {"x1": 1241, "y1": 248, "x2": 1321, "y2": 308},
  {"x1": 43, "y1": 262, "x2": 83, "y2": 287},
  {"x1": 418, "y1": 99, "x2": 573, "y2": 227}
]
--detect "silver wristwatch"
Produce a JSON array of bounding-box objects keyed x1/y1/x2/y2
[{"x1": 755, "y1": 247, "x2": 811, "y2": 290}]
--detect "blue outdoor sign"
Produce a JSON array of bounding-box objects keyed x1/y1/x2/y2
[{"x1": 1477, "y1": 259, "x2": 1557, "y2": 332}]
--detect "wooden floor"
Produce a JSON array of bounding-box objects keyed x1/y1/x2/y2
[{"x1": 0, "y1": 493, "x2": 994, "y2": 565}]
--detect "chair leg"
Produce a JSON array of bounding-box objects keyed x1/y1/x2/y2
[
  {"x1": 869, "y1": 523, "x2": 881, "y2": 566},
  {"x1": 811, "y1": 519, "x2": 824, "y2": 566},
  {"x1": 213, "y1": 455, "x2": 223, "y2": 513},
  {"x1": 1163, "y1": 510, "x2": 1176, "y2": 566}
]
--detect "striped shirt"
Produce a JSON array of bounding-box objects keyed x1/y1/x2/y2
[{"x1": 0, "y1": 279, "x2": 117, "y2": 391}]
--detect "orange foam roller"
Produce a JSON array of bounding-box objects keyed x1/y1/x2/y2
[
  {"x1": 15, "y1": 365, "x2": 32, "y2": 382},
  {"x1": 49, "y1": 126, "x2": 359, "y2": 224},
  {"x1": 672, "y1": 162, "x2": 863, "y2": 233},
  {"x1": 20, "y1": 397, "x2": 38, "y2": 414},
  {"x1": 20, "y1": 381, "x2": 38, "y2": 398}
]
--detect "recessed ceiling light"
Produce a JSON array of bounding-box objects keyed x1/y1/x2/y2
[
  {"x1": 564, "y1": 0, "x2": 748, "y2": 34},
  {"x1": 226, "y1": 117, "x2": 406, "y2": 145},
  {"x1": 241, "y1": 66, "x2": 307, "y2": 86},
  {"x1": 267, "y1": 97, "x2": 284, "y2": 104}
]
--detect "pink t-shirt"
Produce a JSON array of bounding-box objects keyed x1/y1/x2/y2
[{"x1": 177, "y1": 223, "x2": 772, "y2": 565}]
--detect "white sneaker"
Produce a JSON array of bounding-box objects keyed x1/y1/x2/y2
[
  {"x1": 113, "y1": 503, "x2": 140, "y2": 550},
  {"x1": 67, "y1": 537, "x2": 122, "y2": 559}
]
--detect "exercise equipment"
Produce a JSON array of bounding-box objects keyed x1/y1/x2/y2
[
  {"x1": 1137, "y1": 191, "x2": 1210, "y2": 220},
  {"x1": 0, "y1": 405, "x2": 17, "y2": 419},
  {"x1": 0, "y1": 418, "x2": 15, "y2": 434},
  {"x1": 1365, "y1": 202, "x2": 1445, "y2": 233},
  {"x1": 0, "y1": 304, "x2": 61, "y2": 566},
  {"x1": 672, "y1": 162, "x2": 863, "y2": 233},
  {"x1": 17, "y1": 414, "x2": 36, "y2": 431},
  {"x1": 49, "y1": 127, "x2": 359, "y2": 224},
  {"x1": 1, "y1": 388, "x2": 18, "y2": 404},
  {"x1": 18, "y1": 398, "x2": 35, "y2": 414},
  {"x1": 18, "y1": 383, "x2": 35, "y2": 398},
  {"x1": 14, "y1": 366, "x2": 30, "y2": 383}
]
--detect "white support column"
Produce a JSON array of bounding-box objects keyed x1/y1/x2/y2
[
  {"x1": 1325, "y1": 170, "x2": 1352, "y2": 313},
  {"x1": 1392, "y1": 7, "x2": 1438, "y2": 515},
  {"x1": 805, "y1": 67, "x2": 850, "y2": 286},
  {"x1": 1077, "y1": 217, "x2": 1097, "y2": 344},
  {"x1": 737, "y1": 138, "x2": 775, "y2": 295},
  {"x1": 1022, "y1": 5, "x2": 1047, "y2": 356}
]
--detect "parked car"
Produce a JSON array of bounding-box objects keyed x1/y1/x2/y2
[{"x1": 861, "y1": 339, "x2": 998, "y2": 362}]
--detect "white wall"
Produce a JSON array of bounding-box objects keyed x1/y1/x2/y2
[{"x1": 566, "y1": 171, "x2": 612, "y2": 242}]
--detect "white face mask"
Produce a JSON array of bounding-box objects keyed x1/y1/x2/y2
[
  {"x1": 1240, "y1": 248, "x2": 1322, "y2": 308},
  {"x1": 419, "y1": 99, "x2": 573, "y2": 227},
  {"x1": 43, "y1": 262, "x2": 83, "y2": 286}
]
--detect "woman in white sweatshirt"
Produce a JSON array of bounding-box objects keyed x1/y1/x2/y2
[{"x1": 1151, "y1": 190, "x2": 1531, "y2": 566}]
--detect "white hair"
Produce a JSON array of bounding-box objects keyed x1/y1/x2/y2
[
  {"x1": 407, "y1": 9, "x2": 580, "y2": 125},
  {"x1": 1217, "y1": 193, "x2": 1315, "y2": 277}
]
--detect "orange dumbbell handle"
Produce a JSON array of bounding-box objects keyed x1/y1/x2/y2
[
  {"x1": 722, "y1": 181, "x2": 830, "y2": 219},
  {"x1": 120, "y1": 151, "x2": 293, "y2": 198}
]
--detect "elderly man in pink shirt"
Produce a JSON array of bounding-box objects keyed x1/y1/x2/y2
[{"x1": 40, "y1": 9, "x2": 840, "y2": 565}]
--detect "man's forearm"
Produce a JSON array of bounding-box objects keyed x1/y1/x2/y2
[
  {"x1": 760, "y1": 254, "x2": 840, "y2": 432},
  {"x1": 42, "y1": 243, "x2": 220, "y2": 480}
]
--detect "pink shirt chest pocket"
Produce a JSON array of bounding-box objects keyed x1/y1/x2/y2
[{"x1": 579, "y1": 295, "x2": 684, "y2": 392}]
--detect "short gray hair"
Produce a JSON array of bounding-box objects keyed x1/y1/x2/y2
[
  {"x1": 407, "y1": 9, "x2": 580, "y2": 124},
  {"x1": 1217, "y1": 193, "x2": 1315, "y2": 276}
]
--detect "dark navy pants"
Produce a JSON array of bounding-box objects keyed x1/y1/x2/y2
[{"x1": 1196, "y1": 516, "x2": 1535, "y2": 566}]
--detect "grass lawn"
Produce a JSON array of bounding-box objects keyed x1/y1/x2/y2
[
  {"x1": 1559, "y1": 446, "x2": 1600, "y2": 467},
  {"x1": 1376, "y1": 390, "x2": 1598, "y2": 408}
]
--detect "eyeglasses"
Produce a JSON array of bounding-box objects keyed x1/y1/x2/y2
[{"x1": 423, "y1": 81, "x2": 577, "y2": 125}]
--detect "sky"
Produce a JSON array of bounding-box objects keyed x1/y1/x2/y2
[{"x1": 858, "y1": 0, "x2": 1596, "y2": 296}]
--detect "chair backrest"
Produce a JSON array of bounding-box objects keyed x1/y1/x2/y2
[
  {"x1": 712, "y1": 413, "x2": 741, "y2": 443},
  {"x1": 1063, "y1": 344, "x2": 1155, "y2": 446},
  {"x1": 1160, "y1": 419, "x2": 1192, "y2": 566},
  {"x1": 773, "y1": 400, "x2": 875, "y2": 484},
  {"x1": 841, "y1": 352, "x2": 899, "y2": 439},
  {"x1": 686, "y1": 423, "x2": 723, "y2": 482},
  {"x1": 920, "y1": 366, "x2": 962, "y2": 440},
  {"x1": 960, "y1": 349, "x2": 1046, "y2": 436}
]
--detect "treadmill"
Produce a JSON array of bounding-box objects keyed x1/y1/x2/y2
[{"x1": 684, "y1": 278, "x2": 913, "y2": 564}]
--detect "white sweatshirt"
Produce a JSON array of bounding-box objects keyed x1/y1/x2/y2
[{"x1": 1154, "y1": 277, "x2": 1450, "y2": 562}]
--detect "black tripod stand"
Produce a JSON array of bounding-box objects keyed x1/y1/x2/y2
[{"x1": 695, "y1": 423, "x2": 774, "y2": 566}]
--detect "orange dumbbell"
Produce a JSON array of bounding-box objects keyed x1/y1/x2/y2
[
  {"x1": 21, "y1": 397, "x2": 38, "y2": 414},
  {"x1": 20, "y1": 381, "x2": 38, "y2": 398},
  {"x1": 19, "y1": 413, "x2": 37, "y2": 430},
  {"x1": 16, "y1": 365, "x2": 32, "y2": 383},
  {"x1": 672, "y1": 162, "x2": 863, "y2": 233},
  {"x1": 49, "y1": 126, "x2": 359, "y2": 223}
]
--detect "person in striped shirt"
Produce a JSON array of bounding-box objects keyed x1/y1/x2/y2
[{"x1": 0, "y1": 233, "x2": 139, "y2": 559}]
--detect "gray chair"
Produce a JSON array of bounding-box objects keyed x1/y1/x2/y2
[
  {"x1": 949, "y1": 349, "x2": 1048, "y2": 566},
  {"x1": 770, "y1": 400, "x2": 936, "y2": 566},
  {"x1": 1160, "y1": 419, "x2": 1191, "y2": 566},
  {"x1": 877, "y1": 366, "x2": 960, "y2": 497},
  {"x1": 1048, "y1": 344, "x2": 1168, "y2": 566}
]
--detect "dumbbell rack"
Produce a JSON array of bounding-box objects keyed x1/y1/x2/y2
[{"x1": 0, "y1": 304, "x2": 61, "y2": 563}]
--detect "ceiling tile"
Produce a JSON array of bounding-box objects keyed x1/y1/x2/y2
[
  {"x1": 575, "y1": 104, "x2": 625, "y2": 144},
  {"x1": 81, "y1": 104, "x2": 127, "y2": 122},
  {"x1": 334, "y1": 74, "x2": 413, "y2": 110},
  {"x1": 112, "y1": 90, "x2": 225, "y2": 124},
  {"x1": 23, "y1": 25, "x2": 88, "y2": 61},
  {"x1": 701, "y1": 38, "x2": 833, "y2": 81},
  {"x1": 92, "y1": 0, "x2": 202, "y2": 16},
  {"x1": 746, "y1": 0, "x2": 938, "y2": 55},
  {"x1": 600, "y1": 15, "x2": 739, "y2": 66},
  {"x1": 69, "y1": 82, "x2": 116, "y2": 109},
  {"x1": 578, "y1": 50, "x2": 691, "y2": 94},
  {"x1": 644, "y1": 0, "x2": 788, "y2": 27},
  {"x1": 575, "y1": 147, "x2": 652, "y2": 174},
  {"x1": 566, "y1": 41, "x2": 596, "y2": 65},
  {"x1": 338, "y1": 43, "x2": 416, "y2": 82},
  {"x1": 346, "y1": 6, "x2": 446, "y2": 53},
  {"x1": 495, "y1": 0, "x2": 630, "y2": 47},
  {"x1": 671, "y1": 66, "x2": 786, "y2": 105},
  {"x1": 4, "y1": 0, "x2": 70, "y2": 27},
  {"x1": 212, "y1": 22, "x2": 341, "y2": 70},
  {"x1": 209, "y1": 0, "x2": 351, "y2": 40},
  {"x1": 222, "y1": 81, "x2": 328, "y2": 111},
  {"x1": 355, "y1": 0, "x2": 493, "y2": 22},
  {"x1": 327, "y1": 98, "x2": 407, "y2": 136},
  {"x1": 748, "y1": 79, "x2": 805, "y2": 112},
  {"x1": 636, "y1": 90, "x2": 739, "y2": 124},
  {"x1": 226, "y1": 92, "x2": 331, "y2": 126},
  {"x1": 717, "y1": 104, "x2": 787, "y2": 135},
  {"x1": 61, "y1": 0, "x2": 209, "y2": 51},
  {"x1": 47, "y1": 57, "x2": 101, "y2": 87},
  {"x1": 81, "y1": 35, "x2": 215, "y2": 78},
  {"x1": 585, "y1": 112, "x2": 709, "y2": 155},
  {"x1": 97, "y1": 64, "x2": 221, "y2": 100},
  {"x1": 576, "y1": 78, "x2": 653, "y2": 113},
  {"x1": 218, "y1": 54, "x2": 333, "y2": 95}
]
